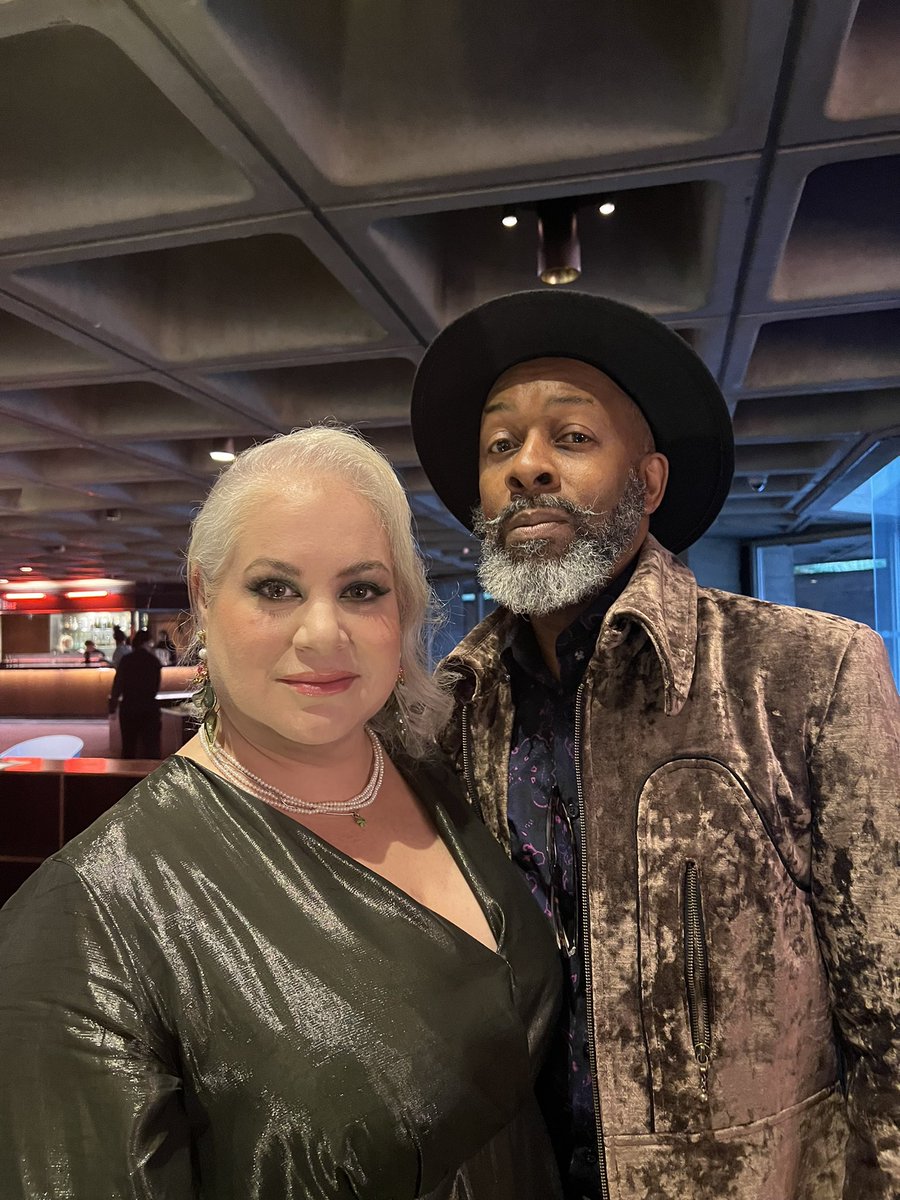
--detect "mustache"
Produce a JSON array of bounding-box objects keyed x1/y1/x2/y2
[{"x1": 473, "y1": 494, "x2": 601, "y2": 536}]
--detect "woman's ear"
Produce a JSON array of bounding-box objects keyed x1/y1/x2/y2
[{"x1": 190, "y1": 569, "x2": 209, "y2": 626}]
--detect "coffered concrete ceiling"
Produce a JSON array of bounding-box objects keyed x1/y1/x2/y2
[{"x1": 0, "y1": 0, "x2": 897, "y2": 584}]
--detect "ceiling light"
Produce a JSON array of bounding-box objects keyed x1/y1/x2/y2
[
  {"x1": 536, "y1": 201, "x2": 581, "y2": 286},
  {"x1": 210, "y1": 437, "x2": 236, "y2": 464},
  {"x1": 598, "y1": 201, "x2": 616, "y2": 216},
  {"x1": 5, "y1": 592, "x2": 45, "y2": 600},
  {"x1": 19, "y1": 565, "x2": 33, "y2": 573},
  {"x1": 501, "y1": 207, "x2": 518, "y2": 229},
  {"x1": 65, "y1": 590, "x2": 109, "y2": 599},
  {"x1": 0, "y1": 579, "x2": 7, "y2": 585}
]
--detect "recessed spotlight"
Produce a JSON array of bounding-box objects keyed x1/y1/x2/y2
[
  {"x1": 19, "y1": 565, "x2": 33, "y2": 573},
  {"x1": 210, "y1": 437, "x2": 236, "y2": 464},
  {"x1": 501, "y1": 207, "x2": 518, "y2": 229},
  {"x1": 598, "y1": 201, "x2": 616, "y2": 216}
]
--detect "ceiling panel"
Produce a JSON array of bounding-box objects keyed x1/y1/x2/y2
[{"x1": 0, "y1": 0, "x2": 896, "y2": 583}]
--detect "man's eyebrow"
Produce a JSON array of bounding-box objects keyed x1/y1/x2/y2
[{"x1": 482, "y1": 392, "x2": 597, "y2": 417}]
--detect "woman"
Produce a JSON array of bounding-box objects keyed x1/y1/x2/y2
[{"x1": 0, "y1": 427, "x2": 562, "y2": 1200}]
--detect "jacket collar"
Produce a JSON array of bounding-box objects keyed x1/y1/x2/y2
[{"x1": 441, "y1": 535, "x2": 698, "y2": 715}]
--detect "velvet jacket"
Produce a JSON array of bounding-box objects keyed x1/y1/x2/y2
[{"x1": 438, "y1": 535, "x2": 899, "y2": 1200}]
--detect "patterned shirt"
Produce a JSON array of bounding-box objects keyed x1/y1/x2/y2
[{"x1": 501, "y1": 568, "x2": 633, "y2": 1200}]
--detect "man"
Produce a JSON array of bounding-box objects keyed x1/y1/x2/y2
[
  {"x1": 111, "y1": 626, "x2": 132, "y2": 668},
  {"x1": 109, "y1": 629, "x2": 162, "y2": 758},
  {"x1": 410, "y1": 290, "x2": 898, "y2": 1200},
  {"x1": 82, "y1": 639, "x2": 110, "y2": 666}
]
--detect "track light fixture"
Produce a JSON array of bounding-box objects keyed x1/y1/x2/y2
[
  {"x1": 210, "y1": 437, "x2": 236, "y2": 464},
  {"x1": 536, "y1": 201, "x2": 581, "y2": 286}
]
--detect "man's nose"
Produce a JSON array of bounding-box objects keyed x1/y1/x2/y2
[
  {"x1": 291, "y1": 599, "x2": 349, "y2": 653},
  {"x1": 505, "y1": 435, "x2": 559, "y2": 495}
]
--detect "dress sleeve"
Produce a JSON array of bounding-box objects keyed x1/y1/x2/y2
[
  {"x1": 807, "y1": 624, "x2": 900, "y2": 1198},
  {"x1": 0, "y1": 858, "x2": 196, "y2": 1199}
]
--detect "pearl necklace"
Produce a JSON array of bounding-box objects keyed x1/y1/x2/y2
[{"x1": 200, "y1": 725, "x2": 384, "y2": 828}]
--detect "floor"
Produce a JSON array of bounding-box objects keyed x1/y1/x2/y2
[{"x1": 0, "y1": 718, "x2": 111, "y2": 758}]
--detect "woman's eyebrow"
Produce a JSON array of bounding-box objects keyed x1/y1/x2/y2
[
  {"x1": 336, "y1": 560, "x2": 391, "y2": 579},
  {"x1": 243, "y1": 558, "x2": 300, "y2": 576}
]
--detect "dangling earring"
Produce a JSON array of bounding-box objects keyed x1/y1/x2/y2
[
  {"x1": 396, "y1": 664, "x2": 405, "y2": 687},
  {"x1": 191, "y1": 630, "x2": 219, "y2": 739}
]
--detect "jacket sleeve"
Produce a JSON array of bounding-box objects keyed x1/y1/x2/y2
[
  {"x1": 807, "y1": 624, "x2": 900, "y2": 1198},
  {"x1": 0, "y1": 859, "x2": 195, "y2": 1199}
]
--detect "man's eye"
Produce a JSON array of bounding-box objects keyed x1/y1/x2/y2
[
  {"x1": 560, "y1": 431, "x2": 591, "y2": 444},
  {"x1": 487, "y1": 437, "x2": 514, "y2": 454}
]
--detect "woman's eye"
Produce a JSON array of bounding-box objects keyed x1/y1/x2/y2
[
  {"x1": 253, "y1": 579, "x2": 295, "y2": 601},
  {"x1": 344, "y1": 582, "x2": 388, "y2": 602}
]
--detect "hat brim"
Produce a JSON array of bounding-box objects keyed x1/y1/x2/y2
[{"x1": 411, "y1": 290, "x2": 734, "y2": 554}]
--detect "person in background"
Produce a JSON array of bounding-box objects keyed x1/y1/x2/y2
[
  {"x1": 82, "y1": 639, "x2": 110, "y2": 665},
  {"x1": 153, "y1": 630, "x2": 177, "y2": 666},
  {"x1": 0, "y1": 426, "x2": 563, "y2": 1200},
  {"x1": 111, "y1": 627, "x2": 132, "y2": 668},
  {"x1": 410, "y1": 289, "x2": 900, "y2": 1200},
  {"x1": 109, "y1": 628, "x2": 162, "y2": 758}
]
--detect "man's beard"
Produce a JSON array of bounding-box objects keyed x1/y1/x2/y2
[{"x1": 472, "y1": 471, "x2": 647, "y2": 617}]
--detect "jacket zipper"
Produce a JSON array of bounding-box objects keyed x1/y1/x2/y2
[
  {"x1": 683, "y1": 860, "x2": 712, "y2": 1103},
  {"x1": 574, "y1": 682, "x2": 610, "y2": 1200},
  {"x1": 460, "y1": 703, "x2": 478, "y2": 803}
]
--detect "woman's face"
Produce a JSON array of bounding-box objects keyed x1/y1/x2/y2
[{"x1": 202, "y1": 480, "x2": 401, "y2": 757}]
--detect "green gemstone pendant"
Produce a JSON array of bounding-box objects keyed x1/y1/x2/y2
[{"x1": 353, "y1": 812, "x2": 367, "y2": 829}]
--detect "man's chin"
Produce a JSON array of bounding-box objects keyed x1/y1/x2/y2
[{"x1": 500, "y1": 533, "x2": 571, "y2": 560}]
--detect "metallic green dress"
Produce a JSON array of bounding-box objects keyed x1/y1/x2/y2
[{"x1": 0, "y1": 755, "x2": 562, "y2": 1199}]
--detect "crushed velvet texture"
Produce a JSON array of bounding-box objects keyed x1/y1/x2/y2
[{"x1": 440, "y1": 535, "x2": 900, "y2": 1200}]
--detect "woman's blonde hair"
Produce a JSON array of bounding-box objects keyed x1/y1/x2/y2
[{"x1": 185, "y1": 425, "x2": 451, "y2": 758}]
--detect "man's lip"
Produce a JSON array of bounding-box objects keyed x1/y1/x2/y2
[{"x1": 505, "y1": 509, "x2": 571, "y2": 532}]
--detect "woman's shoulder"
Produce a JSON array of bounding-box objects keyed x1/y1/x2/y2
[{"x1": 52, "y1": 755, "x2": 211, "y2": 882}]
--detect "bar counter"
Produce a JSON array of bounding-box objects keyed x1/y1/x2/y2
[
  {"x1": 0, "y1": 665, "x2": 195, "y2": 718},
  {"x1": 0, "y1": 756, "x2": 160, "y2": 904}
]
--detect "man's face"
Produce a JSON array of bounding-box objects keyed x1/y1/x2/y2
[{"x1": 475, "y1": 357, "x2": 667, "y2": 615}]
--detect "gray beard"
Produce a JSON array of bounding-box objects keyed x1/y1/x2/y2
[{"x1": 472, "y1": 471, "x2": 647, "y2": 617}]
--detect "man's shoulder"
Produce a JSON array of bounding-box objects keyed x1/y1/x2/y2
[
  {"x1": 438, "y1": 607, "x2": 515, "y2": 677},
  {"x1": 700, "y1": 584, "x2": 862, "y2": 635},
  {"x1": 695, "y1": 585, "x2": 885, "y2": 673}
]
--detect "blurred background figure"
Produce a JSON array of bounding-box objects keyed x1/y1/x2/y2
[{"x1": 109, "y1": 629, "x2": 161, "y2": 758}]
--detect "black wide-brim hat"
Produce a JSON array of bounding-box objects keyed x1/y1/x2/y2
[{"x1": 411, "y1": 290, "x2": 734, "y2": 554}]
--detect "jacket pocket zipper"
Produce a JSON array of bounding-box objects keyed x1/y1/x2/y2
[{"x1": 683, "y1": 860, "x2": 713, "y2": 1103}]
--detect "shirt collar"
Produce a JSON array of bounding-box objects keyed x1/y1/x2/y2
[{"x1": 501, "y1": 556, "x2": 638, "y2": 691}]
